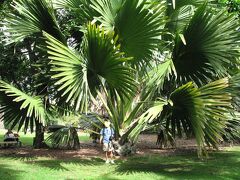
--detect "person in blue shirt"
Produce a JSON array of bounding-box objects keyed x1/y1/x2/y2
[{"x1": 100, "y1": 120, "x2": 115, "y2": 164}]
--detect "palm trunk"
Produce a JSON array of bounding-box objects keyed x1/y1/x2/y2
[
  {"x1": 113, "y1": 139, "x2": 136, "y2": 156},
  {"x1": 71, "y1": 127, "x2": 80, "y2": 150},
  {"x1": 33, "y1": 121, "x2": 47, "y2": 148}
]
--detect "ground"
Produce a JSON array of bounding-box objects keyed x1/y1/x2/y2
[
  {"x1": 0, "y1": 146, "x2": 239, "y2": 180},
  {"x1": 0, "y1": 131, "x2": 239, "y2": 180},
  {"x1": 0, "y1": 132, "x2": 201, "y2": 158}
]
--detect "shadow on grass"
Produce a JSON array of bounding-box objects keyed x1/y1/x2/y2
[
  {"x1": 2, "y1": 153, "x2": 38, "y2": 161},
  {"x1": 115, "y1": 151, "x2": 240, "y2": 179},
  {"x1": 28, "y1": 157, "x2": 105, "y2": 171},
  {"x1": 1, "y1": 148, "x2": 239, "y2": 179},
  {"x1": 1, "y1": 153, "x2": 105, "y2": 171},
  {"x1": 0, "y1": 164, "x2": 26, "y2": 180}
]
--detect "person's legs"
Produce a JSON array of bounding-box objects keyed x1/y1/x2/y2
[
  {"x1": 106, "y1": 151, "x2": 114, "y2": 163},
  {"x1": 103, "y1": 143, "x2": 110, "y2": 163},
  {"x1": 103, "y1": 143, "x2": 115, "y2": 164},
  {"x1": 105, "y1": 151, "x2": 109, "y2": 163},
  {"x1": 109, "y1": 151, "x2": 114, "y2": 164},
  {"x1": 108, "y1": 142, "x2": 114, "y2": 163}
]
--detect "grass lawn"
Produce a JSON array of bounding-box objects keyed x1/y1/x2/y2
[
  {"x1": 0, "y1": 146, "x2": 239, "y2": 180},
  {"x1": 0, "y1": 130, "x2": 91, "y2": 146}
]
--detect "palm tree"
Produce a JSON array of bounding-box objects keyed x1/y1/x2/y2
[{"x1": 0, "y1": 0, "x2": 239, "y2": 155}]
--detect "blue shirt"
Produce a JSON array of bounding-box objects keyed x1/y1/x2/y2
[{"x1": 100, "y1": 127, "x2": 114, "y2": 143}]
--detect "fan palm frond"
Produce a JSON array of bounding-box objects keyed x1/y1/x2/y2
[
  {"x1": 44, "y1": 23, "x2": 137, "y2": 112},
  {"x1": 167, "y1": 78, "x2": 232, "y2": 155},
  {"x1": 145, "y1": 59, "x2": 176, "y2": 91},
  {"x1": 83, "y1": 23, "x2": 137, "y2": 98},
  {"x1": 52, "y1": 0, "x2": 99, "y2": 22},
  {"x1": 46, "y1": 126, "x2": 80, "y2": 149},
  {"x1": 228, "y1": 73, "x2": 240, "y2": 93},
  {"x1": 114, "y1": 0, "x2": 166, "y2": 69},
  {"x1": 173, "y1": 4, "x2": 240, "y2": 85},
  {"x1": 167, "y1": 0, "x2": 215, "y2": 11},
  {"x1": 52, "y1": 0, "x2": 84, "y2": 9},
  {"x1": 84, "y1": 0, "x2": 166, "y2": 70},
  {"x1": 223, "y1": 112, "x2": 240, "y2": 142},
  {"x1": 127, "y1": 99, "x2": 168, "y2": 142},
  {"x1": 0, "y1": 80, "x2": 46, "y2": 132},
  {"x1": 95, "y1": 59, "x2": 175, "y2": 137},
  {"x1": 90, "y1": 0, "x2": 123, "y2": 32},
  {"x1": 122, "y1": 59, "x2": 176, "y2": 126},
  {"x1": 165, "y1": 0, "x2": 216, "y2": 34},
  {"x1": 198, "y1": 78, "x2": 232, "y2": 148},
  {"x1": 44, "y1": 31, "x2": 90, "y2": 112},
  {"x1": 4, "y1": 0, "x2": 65, "y2": 43}
]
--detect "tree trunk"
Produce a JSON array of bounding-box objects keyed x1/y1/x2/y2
[
  {"x1": 33, "y1": 121, "x2": 47, "y2": 148},
  {"x1": 69, "y1": 127, "x2": 80, "y2": 150},
  {"x1": 113, "y1": 141, "x2": 136, "y2": 156},
  {"x1": 113, "y1": 139, "x2": 136, "y2": 156}
]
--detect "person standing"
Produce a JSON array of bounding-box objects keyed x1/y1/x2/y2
[{"x1": 100, "y1": 120, "x2": 115, "y2": 164}]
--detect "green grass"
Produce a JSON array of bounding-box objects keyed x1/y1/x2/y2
[
  {"x1": 0, "y1": 146, "x2": 239, "y2": 180},
  {"x1": 0, "y1": 130, "x2": 91, "y2": 146}
]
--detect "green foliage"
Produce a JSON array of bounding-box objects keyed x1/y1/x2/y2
[
  {"x1": 128, "y1": 100, "x2": 167, "y2": 142},
  {"x1": 44, "y1": 23, "x2": 137, "y2": 112},
  {"x1": 219, "y1": 0, "x2": 240, "y2": 16},
  {"x1": 114, "y1": 0, "x2": 166, "y2": 69},
  {"x1": 83, "y1": 23, "x2": 137, "y2": 98},
  {"x1": 165, "y1": 0, "x2": 216, "y2": 36},
  {"x1": 4, "y1": 0, "x2": 65, "y2": 43},
  {"x1": 82, "y1": 0, "x2": 167, "y2": 69},
  {"x1": 173, "y1": 4, "x2": 240, "y2": 85},
  {"x1": 90, "y1": 0, "x2": 123, "y2": 32},
  {"x1": 223, "y1": 114, "x2": 240, "y2": 142},
  {"x1": 165, "y1": 78, "x2": 232, "y2": 154},
  {"x1": 46, "y1": 126, "x2": 80, "y2": 149},
  {"x1": 52, "y1": 0, "x2": 99, "y2": 22},
  {"x1": 0, "y1": 81, "x2": 46, "y2": 132}
]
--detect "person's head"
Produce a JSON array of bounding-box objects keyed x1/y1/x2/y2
[
  {"x1": 104, "y1": 120, "x2": 111, "y2": 128},
  {"x1": 7, "y1": 129, "x2": 13, "y2": 134}
]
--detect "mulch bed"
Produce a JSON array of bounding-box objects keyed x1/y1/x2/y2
[{"x1": 0, "y1": 134, "x2": 237, "y2": 160}]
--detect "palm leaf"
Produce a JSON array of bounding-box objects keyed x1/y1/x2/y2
[
  {"x1": 90, "y1": 0, "x2": 123, "y2": 32},
  {"x1": 44, "y1": 31, "x2": 91, "y2": 112},
  {"x1": 52, "y1": 0, "x2": 99, "y2": 22},
  {"x1": 123, "y1": 59, "x2": 176, "y2": 126},
  {"x1": 44, "y1": 23, "x2": 137, "y2": 112},
  {"x1": 4, "y1": 0, "x2": 65, "y2": 43},
  {"x1": 46, "y1": 126, "x2": 80, "y2": 149},
  {"x1": 83, "y1": 23, "x2": 137, "y2": 98},
  {"x1": 115, "y1": 0, "x2": 166, "y2": 69},
  {"x1": 167, "y1": 0, "x2": 215, "y2": 11},
  {"x1": 95, "y1": 59, "x2": 176, "y2": 138},
  {"x1": 223, "y1": 112, "x2": 240, "y2": 142},
  {"x1": 145, "y1": 59, "x2": 176, "y2": 92},
  {"x1": 165, "y1": 0, "x2": 216, "y2": 40},
  {"x1": 167, "y1": 78, "x2": 232, "y2": 155},
  {"x1": 127, "y1": 99, "x2": 167, "y2": 142},
  {"x1": 173, "y1": 4, "x2": 240, "y2": 85},
  {"x1": 0, "y1": 80, "x2": 46, "y2": 132},
  {"x1": 91, "y1": 0, "x2": 166, "y2": 70},
  {"x1": 198, "y1": 78, "x2": 231, "y2": 149}
]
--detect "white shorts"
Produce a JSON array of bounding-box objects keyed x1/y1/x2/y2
[{"x1": 103, "y1": 142, "x2": 114, "y2": 152}]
